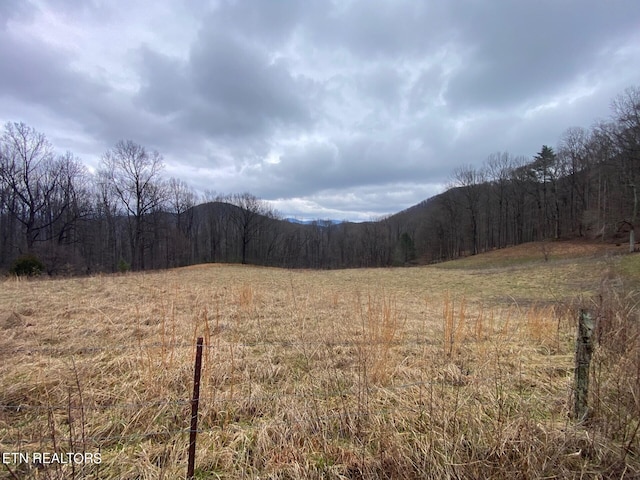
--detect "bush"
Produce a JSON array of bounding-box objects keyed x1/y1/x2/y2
[
  {"x1": 117, "y1": 259, "x2": 131, "y2": 273},
  {"x1": 393, "y1": 232, "x2": 417, "y2": 266},
  {"x1": 10, "y1": 254, "x2": 44, "y2": 277}
]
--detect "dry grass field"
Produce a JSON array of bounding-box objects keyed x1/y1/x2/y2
[{"x1": 1, "y1": 241, "x2": 638, "y2": 479}]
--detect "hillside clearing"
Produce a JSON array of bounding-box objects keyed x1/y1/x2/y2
[{"x1": 0, "y1": 242, "x2": 638, "y2": 479}]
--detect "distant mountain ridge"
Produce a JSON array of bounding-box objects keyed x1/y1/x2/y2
[{"x1": 284, "y1": 218, "x2": 343, "y2": 225}]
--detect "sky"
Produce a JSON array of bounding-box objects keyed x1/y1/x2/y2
[{"x1": 1, "y1": 1, "x2": 639, "y2": 221}]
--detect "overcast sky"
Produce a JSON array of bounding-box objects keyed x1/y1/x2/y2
[{"x1": 1, "y1": 1, "x2": 639, "y2": 221}]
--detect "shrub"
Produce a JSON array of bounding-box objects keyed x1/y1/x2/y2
[
  {"x1": 117, "y1": 259, "x2": 131, "y2": 273},
  {"x1": 393, "y1": 232, "x2": 416, "y2": 266},
  {"x1": 9, "y1": 254, "x2": 44, "y2": 277}
]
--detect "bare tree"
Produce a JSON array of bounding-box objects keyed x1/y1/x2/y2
[
  {"x1": 228, "y1": 193, "x2": 275, "y2": 264},
  {"x1": 50, "y1": 152, "x2": 92, "y2": 243},
  {"x1": 453, "y1": 165, "x2": 485, "y2": 255},
  {"x1": 558, "y1": 127, "x2": 590, "y2": 235},
  {"x1": 0, "y1": 164, "x2": 14, "y2": 264},
  {"x1": 99, "y1": 140, "x2": 166, "y2": 270},
  {"x1": 438, "y1": 189, "x2": 463, "y2": 258},
  {"x1": 485, "y1": 152, "x2": 514, "y2": 248},
  {"x1": 506, "y1": 156, "x2": 535, "y2": 244},
  {"x1": 167, "y1": 177, "x2": 196, "y2": 233},
  {"x1": 40, "y1": 152, "x2": 94, "y2": 273},
  {"x1": 610, "y1": 87, "x2": 640, "y2": 251},
  {"x1": 0, "y1": 122, "x2": 91, "y2": 258},
  {"x1": 0, "y1": 122, "x2": 58, "y2": 251},
  {"x1": 167, "y1": 177, "x2": 196, "y2": 266}
]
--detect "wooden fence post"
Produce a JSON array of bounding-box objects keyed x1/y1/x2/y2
[
  {"x1": 574, "y1": 310, "x2": 595, "y2": 422},
  {"x1": 187, "y1": 337, "x2": 204, "y2": 479}
]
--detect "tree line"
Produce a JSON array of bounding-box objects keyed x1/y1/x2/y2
[
  {"x1": 1, "y1": 86, "x2": 638, "y2": 274},
  {"x1": 415, "y1": 86, "x2": 639, "y2": 262}
]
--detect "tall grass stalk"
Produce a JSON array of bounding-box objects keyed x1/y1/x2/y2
[{"x1": 443, "y1": 292, "x2": 466, "y2": 358}]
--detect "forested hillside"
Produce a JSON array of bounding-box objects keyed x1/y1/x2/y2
[{"x1": 1, "y1": 86, "x2": 639, "y2": 273}]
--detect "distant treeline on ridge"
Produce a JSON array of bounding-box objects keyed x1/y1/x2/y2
[{"x1": 1, "y1": 86, "x2": 639, "y2": 274}]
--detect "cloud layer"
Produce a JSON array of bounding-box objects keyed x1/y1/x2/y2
[{"x1": 2, "y1": 0, "x2": 639, "y2": 220}]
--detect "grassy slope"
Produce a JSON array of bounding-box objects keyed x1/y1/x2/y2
[{"x1": 0, "y1": 242, "x2": 637, "y2": 479}]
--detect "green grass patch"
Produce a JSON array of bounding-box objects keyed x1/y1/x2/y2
[{"x1": 617, "y1": 252, "x2": 640, "y2": 286}]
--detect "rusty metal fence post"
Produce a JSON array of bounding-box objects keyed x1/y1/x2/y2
[{"x1": 187, "y1": 337, "x2": 204, "y2": 479}]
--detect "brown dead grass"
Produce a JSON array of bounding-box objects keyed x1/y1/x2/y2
[
  {"x1": 0, "y1": 245, "x2": 638, "y2": 478},
  {"x1": 438, "y1": 240, "x2": 626, "y2": 269}
]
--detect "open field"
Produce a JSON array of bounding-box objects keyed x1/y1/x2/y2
[{"x1": 1, "y1": 242, "x2": 639, "y2": 478}]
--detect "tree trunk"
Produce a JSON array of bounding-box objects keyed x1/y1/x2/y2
[{"x1": 630, "y1": 184, "x2": 637, "y2": 253}]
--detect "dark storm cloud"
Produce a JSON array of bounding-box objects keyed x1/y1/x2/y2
[
  {"x1": 188, "y1": 28, "x2": 313, "y2": 136},
  {"x1": 233, "y1": 127, "x2": 453, "y2": 201},
  {"x1": 0, "y1": 32, "x2": 74, "y2": 103},
  {"x1": 1, "y1": 0, "x2": 639, "y2": 220},
  {"x1": 0, "y1": 10, "x2": 173, "y2": 155},
  {"x1": 134, "y1": 22, "x2": 315, "y2": 143},
  {"x1": 209, "y1": 0, "x2": 309, "y2": 46},
  {"x1": 349, "y1": 64, "x2": 405, "y2": 120},
  {"x1": 304, "y1": 1, "x2": 452, "y2": 60},
  {"x1": 444, "y1": 0, "x2": 640, "y2": 112},
  {"x1": 135, "y1": 47, "x2": 189, "y2": 116}
]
